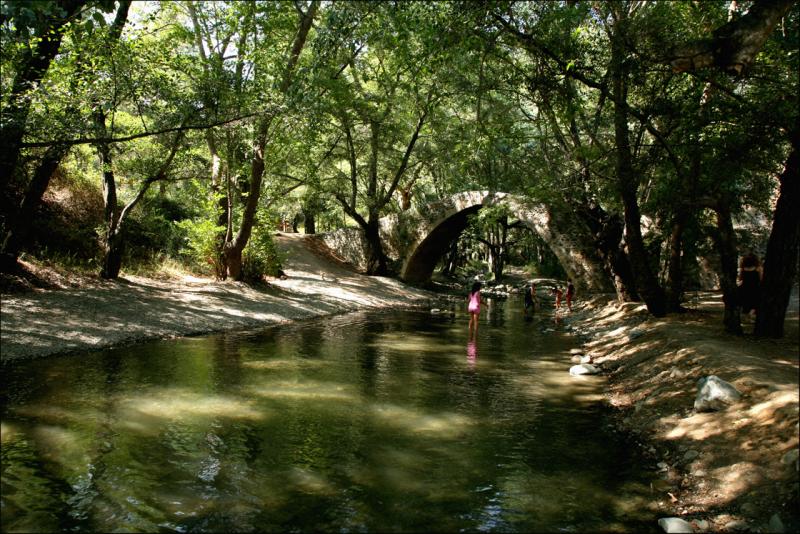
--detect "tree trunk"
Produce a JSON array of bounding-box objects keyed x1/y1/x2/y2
[
  {"x1": 363, "y1": 217, "x2": 388, "y2": 276},
  {"x1": 0, "y1": 0, "x2": 86, "y2": 187},
  {"x1": 665, "y1": 212, "x2": 687, "y2": 312},
  {"x1": 713, "y1": 202, "x2": 743, "y2": 335},
  {"x1": 669, "y1": 0, "x2": 794, "y2": 75},
  {"x1": 0, "y1": 144, "x2": 70, "y2": 268},
  {"x1": 611, "y1": 20, "x2": 666, "y2": 316},
  {"x1": 755, "y1": 134, "x2": 799, "y2": 338},
  {"x1": 222, "y1": 1, "x2": 319, "y2": 281},
  {"x1": 101, "y1": 230, "x2": 124, "y2": 279},
  {"x1": 304, "y1": 210, "x2": 316, "y2": 234}
]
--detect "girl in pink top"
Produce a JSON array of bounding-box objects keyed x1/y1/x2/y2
[{"x1": 467, "y1": 282, "x2": 482, "y2": 338}]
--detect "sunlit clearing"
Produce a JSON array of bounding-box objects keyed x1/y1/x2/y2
[
  {"x1": 370, "y1": 403, "x2": 473, "y2": 438},
  {"x1": 246, "y1": 380, "x2": 358, "y2": 402},
  {"x1": 118, "y1": 388, "x2": 264, "y2": 423}
]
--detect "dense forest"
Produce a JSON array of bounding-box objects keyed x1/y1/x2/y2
[{"x1": 1, "y1": 0, "x2": 797, "y2": 337}]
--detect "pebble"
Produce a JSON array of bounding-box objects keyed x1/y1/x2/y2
[
  {"x1": 570, "y1": 348, "x2": 584, "y2": 355},
  {"x1": 693, "y1": 519, "x2": 710, "y2": 531},
  {"x1": 723, "y1": 519, "x2": 750, "y2": 531},
  {"x1": 683, "y1": 449, "x2": 700, "y2": 462}
]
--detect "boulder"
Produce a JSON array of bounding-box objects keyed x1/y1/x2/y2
[
  {"x1": 569, "y1": 364, "x2": 600, "y2": 376},
  {"x1": 580, "y1": 355, "x2": 593, "y2": 364},
  {"x1": 694, "y1": 375, "x2": 741, "y2": 412}
]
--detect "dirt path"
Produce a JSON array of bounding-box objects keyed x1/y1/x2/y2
[
  {"x1": 569, "y1": 293, "x2": 799, "y2": 533},
  {"x1": 0, "y1": 233, "x2": 435, "y2": 361}
]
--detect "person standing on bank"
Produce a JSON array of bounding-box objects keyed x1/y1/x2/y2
[
  {"x1": 738, "y1": 252, "x2": 762, "y2": 319},
  {"x1": 566, "y1": 279, "x2": 575, "y2": 312},
  {"x1": 467, "y1": 282, "x2": 483, "y2": 338}
]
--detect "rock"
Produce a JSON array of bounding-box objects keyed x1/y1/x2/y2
[
  {"x1": 580, "y1": 355, "x2": 593, "y2": 364},
  {"x1": 683, "y1": 449, "x2": 700, "y2": 462},
  {"x1": 657, "y1": 462, "x2": 669, "y2": 471},
  {"x1": 571, "y1": 356, "x2": 582, "y2": 363},
  {"x1": 691, "y1": 469, "x2": 706, "y2": 477},
  {"x1": 570, "y1": 348, "x2": 584, "y2": 355},
  {"x1": 694, "y1": 375, "x2": 741, "y2": 412},
  {"x1": 569, "y1": 364, "x2": 600, "y2": 376},
  {"x1": 658, "y1": 517, "x2": 693, "y2": 533},
  {"x1": 628, "y1": 328, "x2": 645, "y2": 340},
  {"x1": 767, "y1": 513, "x2": 785, "y2": 533},
  {"x1": 693, "y1": 519, "x2": 710, "y2": 531},
  {"x1": 780, "y1": 448, "x2": 798, "y2": 467},
  {"x1": 430, "y1": 308, "x2": 441, "y2": 314},
  {"x1": 723, "y1": 519, "x2": 749, "y2": 531}
]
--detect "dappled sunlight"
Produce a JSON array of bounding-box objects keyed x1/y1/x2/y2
[
  {"x1": 245, "y1": 379, "x2": 359, "y2": 403},
  {"x1": 241, "y1": 358, "x2": 325, "y2": 371},
  {"x1": 289, "y1": 466, "x2": 339, "y2": 496},
  {"x1": 369, "y1": 331, "x2": 464, "y2": 354},
  {"x1": 30, "y1": 424, "x2": 91, "y2": 468},
  {"x1": 117, "y1": 387, "x2": 265, "y2": 423},
  {"x1": 0, "y1": 421, "x2": 21, "y2": 444},
  {"x1": 369, "y1": 403, "x2": 474, "y2": 438}
]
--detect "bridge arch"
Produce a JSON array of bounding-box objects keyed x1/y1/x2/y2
[{"x1": 321, "y1": 191, "x2": 615, "y2": 293}]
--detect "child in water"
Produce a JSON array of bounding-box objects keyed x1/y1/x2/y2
[
  {"x1": 566, "y1": 280, "x2": 575, "y2": 312},
  {"x1": 553, "y1": 286, "x2": 563, "y2": 310},
  {"x1": 524, "y1": 283, "x2": 538, "y2": 317},
  {"x1": 467, "y1": 282, "x2": 482, "y2": 338}
]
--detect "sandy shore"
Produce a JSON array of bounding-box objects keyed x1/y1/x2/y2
[{"x1": 0, "y1": 233, "x2": 436, "y2": 361}]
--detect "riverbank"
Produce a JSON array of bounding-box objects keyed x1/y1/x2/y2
[
  {"x1": 2, "y1": 236, "x2": 798, "y2": 532},
  {"x1": 568, "y1": 294, "x2": 799, "y2": 533},
  {"x1": 0, "y1": 233, "x2": 436, "y2": 362}
]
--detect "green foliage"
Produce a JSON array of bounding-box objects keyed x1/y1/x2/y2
[
  {"x1": 242, "y1": 214, "x2": 285, "y2": 282},
  {"x1": 176, "y1": 192, "x2": 224, "y2": 275}
]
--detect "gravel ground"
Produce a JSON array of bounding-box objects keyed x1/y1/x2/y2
[{"x1": 0, "y1": 233, "x2": 436, "y2": 362}]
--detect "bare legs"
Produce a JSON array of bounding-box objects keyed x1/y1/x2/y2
[{"x1": 468, "y1": 311, "x2": 479, "y2": 338}]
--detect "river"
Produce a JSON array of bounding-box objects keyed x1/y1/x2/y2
[{"x1": 1, "y1": 299, "x2": 661, "y2": 532}]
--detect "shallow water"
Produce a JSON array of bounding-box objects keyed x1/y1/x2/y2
[{"x1": 1, "y1": 300, "x2": 660, "y2": 532}]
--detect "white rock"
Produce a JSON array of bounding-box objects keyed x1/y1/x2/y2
[
  {"x1": 580, "y1": 355, "x2": 593, "y2": 364},
  {"x1": 571, "y1": 356, "x2": 582, "y2": 363},
  {"x1": 569, "y1": 364, "x2": 600, "y2": 376},
  {"x1": 658, "y1": 517, "x2": 694, "y2": 533},
  {"x1": 430, "y1": 308, "x2": 441, "y2": 314},
  {"x1": 694, "y1": 375, "x2": 741, "y2": 412},
  {"x1": 570, "y1": 348, "x2": 584, "y2": 355}
]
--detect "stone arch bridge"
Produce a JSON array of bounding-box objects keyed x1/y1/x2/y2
[{"x1": 319, "y1": 191, "x2": 614, "y2": 293}]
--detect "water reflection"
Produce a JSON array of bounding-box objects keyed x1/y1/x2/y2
[
  {"x1": 467, "y1": 339, "x2": 477, "y2": 367},
  {"x1": 1, "y1": 301, "x2": 661, "y2": 532}
]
